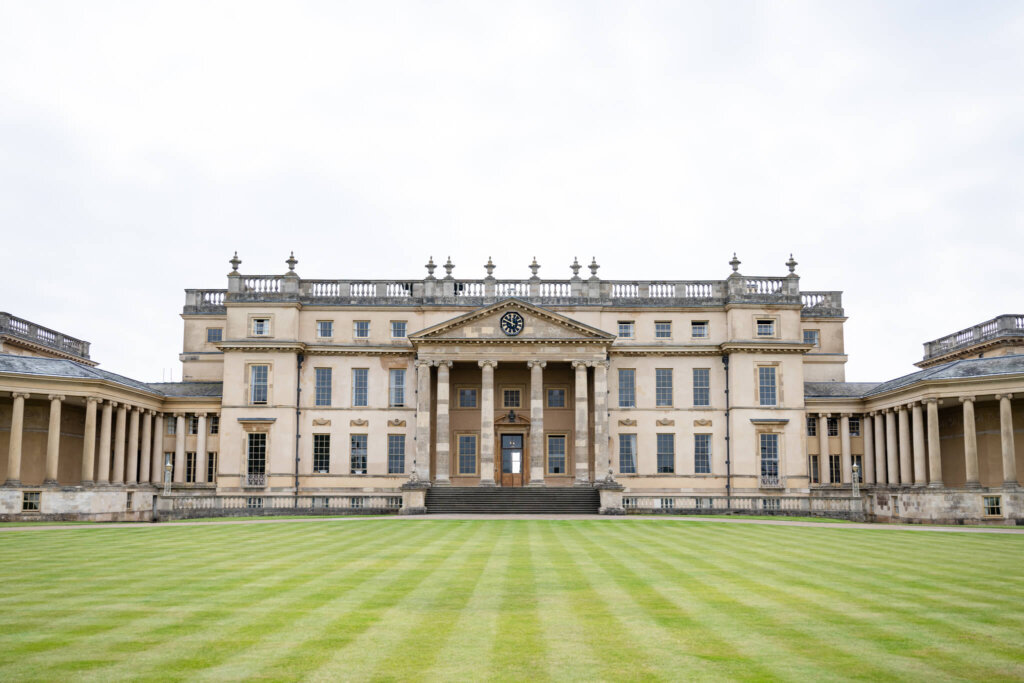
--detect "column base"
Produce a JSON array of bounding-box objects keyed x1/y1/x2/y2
[
  {"x1": 3, "y1": 479, "x2": 22, "y2": 487},
  {"x1": 965, "y1": 481, "x2": 982, "y2": 490},
  {"x1": 43, "y1": 479, "x2": 59, "y2": 486},
  {"x1": 573, "y1": 479, "x2": 592, "y2": 487},
  {"x1": 927, "y1": 481, "x2": 944, "y2": 488},
  {"x1": 80, "y1": 480, "x2": 95, "y2": 487},
  {"x1": 1002, "y1": 481, "x2": 1020, "y2": 489},
  {"x1": 912, "y1": 483, "x2": 925, "y2": 488}
]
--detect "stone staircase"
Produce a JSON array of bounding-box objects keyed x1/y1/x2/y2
[{"x1": 425, "y1": 486, "x2": 600, "y2": 514}]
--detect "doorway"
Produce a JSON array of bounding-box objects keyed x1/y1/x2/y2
[{"x1": 500, "y1": 433, "x2": 525, "y2": 487}]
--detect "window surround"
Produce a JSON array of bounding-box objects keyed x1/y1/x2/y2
[
  {"x1": 351, "y1": 367, "x2": 369, "y2": 408},
  {"x1": 247, "y1": 362, "x2": 273, "y2": 406},
  {"x1": 353, "y1": 320, "x2": 370, "y2": 340},
  {"x1": 654, "y1": 321, "x2": 672, "y2": 339},
  {"x1": 500, "y1": 385, "x2": 524, "y2": 410},
  {"x1": 754, "y1": 315, "x2": 779, "y2": 339},
  {"x1": 655, "y1": 368, "x2": 673, "y2": 408},
  {"x1": 390, "y1": 321, "x2": 408, "y2": 339},
  {"x1": 22, "y1": 491, "x2": 40, "y2": 512},
  {"x1": 545, "y1": 432, "x2": 569, "y2": 475},
  {"x1": 617, "y1": 321, "x2": 635, "y2": 339},
  {"x1": 983, "y1": 495, "x2": 1002, "y2": 517},
  {"x1": 455, "y1": 386, "x2": 479, "y2": 410},
  {"x1": 312, "y1": 434, "x2": 330, "y2": 474},
  {"x1": 618, "y1": 368, "x2": 636, "y2": 409},
  {"x1": 455, "y1": 432, "x2": 480, "y2": 476},
  {"x1": 248, "y1": 315, "x2": 273, "y2": 338},
  {"x1": 545, "y1": 385, "x2": 569, "y2": 409},
  {"x1": 690, "y1": 320, "x2": 709, "y2": 339}
]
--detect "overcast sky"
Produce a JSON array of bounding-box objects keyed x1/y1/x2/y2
[{"x1": 1, "y1": 1, "x2": 1021, "y2": 383}]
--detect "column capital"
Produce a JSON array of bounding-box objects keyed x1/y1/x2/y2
[
  {"x1": 173, "y1": 411, "x2": 185, "y2": 417},
  {"x1": 526, "y1": 360, "x2": 547, "y2": 369},
  {"x1": 414, "y1": 359, "x2": 433, "y2": 368},
  {"x1": 817, "y1": 412, "x2": 830, "y2": 418},
  {"x1": 109, "y1": 400, "x2": 120, "y2": 408},
  {"x1": 478, "y1": 359, "x2": 498, "y2": 369},
  {"x1": 994, "y1": 393, "x2": 1013, "y2": 401},
  {"x1": 11, "y1": 392, "x2": 31, "y2": 400},
  {"x1": 959, "y1": 396, "x2": 975, "y2": 404},
  {"x1": 131, "y1": 404, "x2": 145, "y2": 413},
  {"x1": 47, "y1": 394, "x2": 65, "y2": 402},
  {"x1": 571, "y1": 360, "x2": 590, "y2": 369},
  {"x1": 195, "y1": 411, "x2": 207, "y2": 418},
  {"x1": 894, "y1": 404, "x2": 906, "y2": 412},
  {"x1": 922, "y1": 397, "x2": 939, "y2": 404},
  {"x1": 435, "y1": 360, "x2": 453, "y2": 369},
  {"x1": 840, "y1": 413, "x2": 851, "y2": 418},
  {"x1": 86, "y1": 396, "x2": 102, "y2": 405},
  {"x1": 592, "y1": 359, "x2": 610, "y2": 369}
]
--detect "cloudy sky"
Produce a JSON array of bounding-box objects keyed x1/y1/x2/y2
[{"x1": 1, "y1": 1, "x2": 1021, "y2": 383}]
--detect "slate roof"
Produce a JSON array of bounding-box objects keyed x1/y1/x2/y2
[
  {"x1": 803, "y1": 382, "x2": 881, "y2": 398},
  {"x1": 146, "y1": 382, "x2": 223, "y2": 397}
]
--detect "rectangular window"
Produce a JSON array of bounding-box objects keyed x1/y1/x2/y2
[
  {"x1": 186, "y1": 452, "x2": 196, "y2": 483},
  {"x1": 758, "y1": 366, "x2": 777, "y2": 406},
  {"x1": 692, "y1": 368, "x2": 710, "y2": 406},
  {"x1": 547, "y1": 388, "x2": 566, "y2": 408},
  {"x1": 803, "y1": 329, "x2": 819, "y2": 346},
  {"x1": 350, "y1": 434, "x2": 367, "y2": 474},
  {"x1": 209, "y1": 415, "x2": 219, "y2": 435},
  {"x1": 655, "y1": 368, "x2": 673, "y2": 407},
  {"x1": 167, "y1": 419, "x2": 176, "y2": 435},
  {"x1": 389, "y1": 369, "x2": 406, "y2": 407},
  {"x1": 352, "y1": 368, "x2": 368, "y2": 407},
  {"x1": 317, "y1": 320, "x2": 333, "y2": 338},
  {"x1": 660, "y1": 498, "x2": 675, "y2": 510},
  {"x1": 313, "y1": 434, "x2": 331, "y2": 473},
  {"x1": 829, "y1": 455, "x2": 841, "y2": 484},
  {"x1": 984, "y1": 495, "x2": 1002, "y2": 516},
  {"x1": 207, "y1": 452, "x2": 217, "y2": 483},
  {"x1": 618, "y1": 369, "x2": 636, "y2": 408},
  {"x1": 252, "y1": 318, "x2": 270, "y2": 336},
  {"x1": 250, "y1": 365, "x2": 269, "y2": 405},
  {"x1": 207, "y1": 328, "x2": 223, "y2": 343},
  {"x1": 694, "y1": 434, "x2": 711, "y2": 474},
  {"x1": 655, "y1": 321, "x2": 672, "y2": 338},
  {"x1": 809, "y1": 454, "x2": 819, "y2": 484},
  {"x1": 756, "y1": 319, "x2": 775, "y2": 337},
  {"x1": 827, "y1": 417, "x2": 839, "y2": 436},
  {"x1": 314, "y1": 368, "x2": 332, "y2": 406},
  {"x1": 807, "y1": 416, "x2": 817, "y2": 436},
  {"x1": 547, "y1": 435, "x2": 567, "y2": 474},
  {"x1": 247, "y1": 497, "x2": 264, "y2": 509},
  {"x1": 760, "y1": 433, "x2": 779, "y2": 482},
  {"x1": 503, "y1": 388, "x2": 521, "y2": 409},
  {"x1": 188, "y1": 416, "x2": 199, "y2": 435},
  {"x1": 619, "y1": 434, "x2": 637, "y2": 474},
  {"x1": 656, "y1": 433, "x2": 675, "y2": 473},
  {"x1": 458, "y1": 388, "x2": 477, "y2": 408},
  {"x1": 247, "y1": 433, "x2": 266, "y2": 476},
  {"x1": 354, "y1": 321, "x2": 370, "y2": 339},
  {"x1": 388, "y1": 434, "x2": 406, "y2": 474},
  {"x1": 849, "y1": 417, "x2": 861, "y2": 437},
  {"x1": 126, "y1": 491, "x2": 133, "y2": 510},
  {"x1": 391, "y1": 321, "x2": 407, "y2": 338},
  {"x1": 458, "y1": 435, "x2": 477, "y2": 475},
  {"x1": 618, "y1": 321, "x2": 635, "y2": 338},
  {"x1": 691, "y1": 321, "x2": 709, "y2": 338},
  {"x1": 22, "y1": 491, "x2": 40, "y2": 511}
]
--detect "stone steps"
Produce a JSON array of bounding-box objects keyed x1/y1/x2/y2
[{"x1": 425, "y1": 487, "x2": 600, "y2": 514}]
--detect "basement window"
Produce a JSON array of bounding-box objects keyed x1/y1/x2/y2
[
  {"x1": 984, "y1": 496, "x2": 1002, "y2": 517},
  {"x1": 126, "y1": 491, "x2": 134, "y2": 510},
  {"x1": 660, "y1": 498, "x2": 675, "y2": 510},
  {"x1": 22, "y1": 491, "x2": 40, "y2": 512}
]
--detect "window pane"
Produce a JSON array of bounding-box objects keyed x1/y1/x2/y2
[
  {"x1": 547, "y1": 435, "x2": 566, "y2": 474},
  {"x1": 251, "y1": 365, "x2": 269, "y2": 404},
  {"x1": 388, "y1": 434, "x2": 405, "y2": 474},
  {"x1": 655, "y1": 322, "x2": 671, "y2": 338},
  {"x1": 757, "y1": 319, "x2": 775, "y2": 336},
  {"x1": 803, "y1": 329, "x2": 819, "y2": 346},
  {"x1": 503, "y1": 389, "x2": 521, "y2": 408},
  {"x1": 547, "y1": 388, "x2": 565, "y2": 408},
  {"x1": 315, "y1": 367, "x2": 332, "y2": 406},
  {"x1": 317, "y1": 321, "x2": 333, "y2": 338},
  {"x1": 352, "y1": 368, "x2": 368, "y2": 406},
  {"x1": 458, "y1": 435, "x2": 477, "y2": 474},
  {"x1": 389, "y1": 369, "x2": 406, "y2": 407},
  {"x1": 207, "y1": 328, "x2": 222, "y2": 343},
  {"x1": 354, "y1": 321, "x2": 370, "y2": 338},
  {"x1": 758, "y1": 367, "x2": 776, "y2": 406},
  {"x1": 759, "y1": 434, "x2": 779, "y2": 477},
  {"x1": 618, "y1": 369, "x2": 635, "y2": 408},
  {"x1": 692, "y1": 368, "x2": 710, "y2": 406},
  {"x1": 618, "y1": 322, "x2": 634, "y2": 338},
  {"x1": 247, "y1": 433, "x2": 266, "y2": 474},
  {"x1": 656, "y1": 433, "x2": 674, "y2": 473},
  {"x1": 694, "y1": 434, "x2": 711, "y2": 474},
  {"x1": 619, "y1": 434, "x2": 637, "y2": 474},
  {"x1": 655, "y1": 369, "x2": 673, "y2": 407},
  {"x1": 350, "y1": 434, "x2": 367, "y2": 474},
  {"x1": 391, "y1": 321, "x2": 407, "y2": 338},
  {"x1": 459, "y1": 388, "x2": 477, "y2": 408},
  {"x1": 691, "y1": 321, "x2": 708, "y2": 338},
  {"x1": 313, "y1": 434, "x2": 331, "y2": 473}
]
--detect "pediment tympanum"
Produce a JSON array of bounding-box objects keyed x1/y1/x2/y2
[{"x1": 408, "y1": 299, "x2": 614, "y2": 345}]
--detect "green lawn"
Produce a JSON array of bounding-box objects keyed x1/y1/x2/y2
[{"x1": 1, "y1": 520, "x2": 1022, "y2": 681}]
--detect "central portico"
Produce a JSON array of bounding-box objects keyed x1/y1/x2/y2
[{"x1": 408, "y1": 299, "x2": 614, "y2": 488}]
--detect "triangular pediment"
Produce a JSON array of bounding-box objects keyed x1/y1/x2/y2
[{"x1": 409, "y1": 299, "x2": 614, "y2": 344}]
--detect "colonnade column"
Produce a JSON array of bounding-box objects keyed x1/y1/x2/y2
[
  {"x1": 151, "y1": 413, "x2": 164, "y2": 485},
  {"x1": 434, "y1": 362, "x2": 452, "y2": 485},
  {"x1": 112, "y1": 403, "x2": 127, "y2": 484},
  {"x1": 897, "y1": 405, "x2": 912, "y2": 486},
  {"x1": 4, "y1": 392, "x2": 29, "y2": 486},
  {"x1": 911, "y1": 402, "x2": 926, "y2": 486},
  {"x1": 414, "y1": 360, "x2": 433, "y2": 483},
  {"x1": 126, "y1": 407, "x2": 140, "y2": 484},
  {"x1": 195, "y1": 413, "x2": 208, "y2": 484},
  {"x1": 97, "y1": 400, "x2": 113, "y2": 484},
  {"x1": 840, "y1": 414, "x2": 852, "y2": 485},
  {"x1": 572, "y1": 361, "x2": 590, "y2": 485},
  {"x1": 173, "y1": 413, "x2": 186, "y2": 484},
  {"x1": 817, "y1": 413, "x2": 829, "y2": 484},
  {"x1": 478, "y1": 360, "x2": 497, "y2": 486},
  {"x1": 527, "y1": 360, "x2": 546, "y2": 486},
  {"x1": 960, "y1": 397, "x2": 980, "y2": 488},
  {"x1": 925, "y1": 398, "x2": 943, "y2": 487},
  {"x1": 862, "y1": 413, "x2": 876, "y2": 484},
  {"x1": 996, "y1": 394, "x2": 1018, "y2": 487},
  {"x1": 885, "y1": 409, "x2": 899, "y2": 486},
  {"x1": 81, "y1": 397, "x2": 98, "y2": 485},
  {"x1": 140, "y1": 410, "x2": 152, "y2": 484},
  {"x1": 44, "y1": 394, "x2": 65, "y2": 485},
  {"x1": 593, "y1": 360, "x2": 611, "y2": 481},
  {"x1": 873, "y1": 412, "x2": 887, "y2": 486}
]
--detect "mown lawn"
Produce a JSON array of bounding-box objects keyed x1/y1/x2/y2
[{"x1": 0, "y1": 519, "x2": 1022, "y2": 681}]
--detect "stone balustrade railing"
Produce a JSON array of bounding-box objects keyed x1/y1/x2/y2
[
  {"x1": 922, "y1": 314, "x2": 1024, "y2": 360},
  {"x1": 0, "y1": 312, "x2": 91, "y2": 360}
]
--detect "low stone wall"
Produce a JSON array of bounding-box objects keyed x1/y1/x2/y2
[
  {"x1": 153, "y1": 494, "x2": 403, "y2": 521},
  {"x1": 0, "y1": 486, "x2": 156, "y2": 522},
  {"x1": 866, "y1": 486, "x2": 1024, "y2": 525}
]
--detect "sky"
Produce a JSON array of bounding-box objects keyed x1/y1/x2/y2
[{"x1": 1, "y1": 1, "x2": 1022, "y2": 383}]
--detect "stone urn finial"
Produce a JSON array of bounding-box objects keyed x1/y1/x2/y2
[
  {"x1": 786, "y1": 253, "x2": 798, "y2": 274},
  {"x1": 286, "y1": 251, "x2": 298, "y2": 273},
  {"x1": 529, "y1": 256, "x2": 540, "y2": 278},
  {"x1": 570, "y1": 257, "x2": 581, "y2": 278},
  {"x1": 229, "y1": 251, "x2": 241, "y2": 273},
  {"x1": 443, "y1": 256, "x2": 455, "y2": 279},
  {"x1": 729, "y1": 253, "x2": 741, "y2": 273},
  {"x1": 484, "y1": 256, "x2": 495, "y2": 277},
  {"x1": 425, "y1": 256, "x2": 436, "y2": 279},
  {"x1": 588, "y1": 257, "x2": 600, "y2": 278}
]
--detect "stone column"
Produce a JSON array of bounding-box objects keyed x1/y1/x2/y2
[
  {"x1": 885, "y1": 409, "x2": 899, "y2": 486},
  {"x1": 863, "y1": 414, "x2": 876, "y2": 484},
  {"x1": 840, "y1": 414, "x2": 852, "y2": 485},
  {"x1": 4, "y1": 392, "x2": 29, "y2": 486},
  {"x1": 961, "y1": 397, "x2": 980, "y2": 488},
  {"x1": 817, "y1": 413, "x2": 829, "y2": 484},
  {"x1": 478, "y1": 360, "x2": 497, "y2": 486},
  {"x1": 911, "y1": 402, "x2": 926, "y2": 487},
  {"x1": 527, "y1": 360, "x2": 546, "y2": 486},
  {"x1": 96, "y1": 401, "x2": 114, "y2": 484},
  {"x1": 925, "y1": 399, "x2": 943, "y2": 487},
  {"x1": 195, "y1": 413, "x2": 208, "y2": 484},
  {"x1": 414, "y1": 360, "x2": 433, "y2": 482},
  {"x1": 572, "y1": 361, "x2": 590, "y2": 485},
  {"x1": 174, "y1": 413, "x2": 186, "y2": 484},
  {"x1": 112, "y1": 403, "x2": 127, "y2": 484},
  {"x1": 81, "y1": 397, "x2": 98, "y2": 485},
  {"x1": 434, "y1": 362, "x2": 452, "y2": 485},
  {"x1": 897, "y1": 405, "x2": 912, "y2": 486},
  {"x1": 44, "y1": 394, "x2": 65, "y2": 485},
  {"x1": 593, "y1": 360, "x2": 612, "y2": 481},
  {"x1": 140, "y1": 410, "x2": 153, "y2": 484},
  {"x1": 873, "y1": 412, "x2": 887, "y2": 486},
  {"x1": 126, "y1": 407, "x2": 140, "y2": 484},
  {"x1": 151, "y1": 413, "x2": 164, "y2": 484},
  {"x1": 996, "y1": 394, "x2": 1017, "y2": 487}
]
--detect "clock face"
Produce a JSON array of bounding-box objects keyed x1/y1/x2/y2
[{"x1": 500, "y1": 311, "x2": 525, "y2": 336}]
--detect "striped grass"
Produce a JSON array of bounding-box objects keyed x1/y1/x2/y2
[{"x1": 0, "y1": 520, "x2": 1022, "y2": 681}]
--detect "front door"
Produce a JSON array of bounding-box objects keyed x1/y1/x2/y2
[{"x1": 500, "y1": 434, "x2": 525, "y2": 487}]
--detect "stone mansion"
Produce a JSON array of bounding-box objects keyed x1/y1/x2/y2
[{"x1": 1, "y1": 253, "x2": 1022, "y2": 523}]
